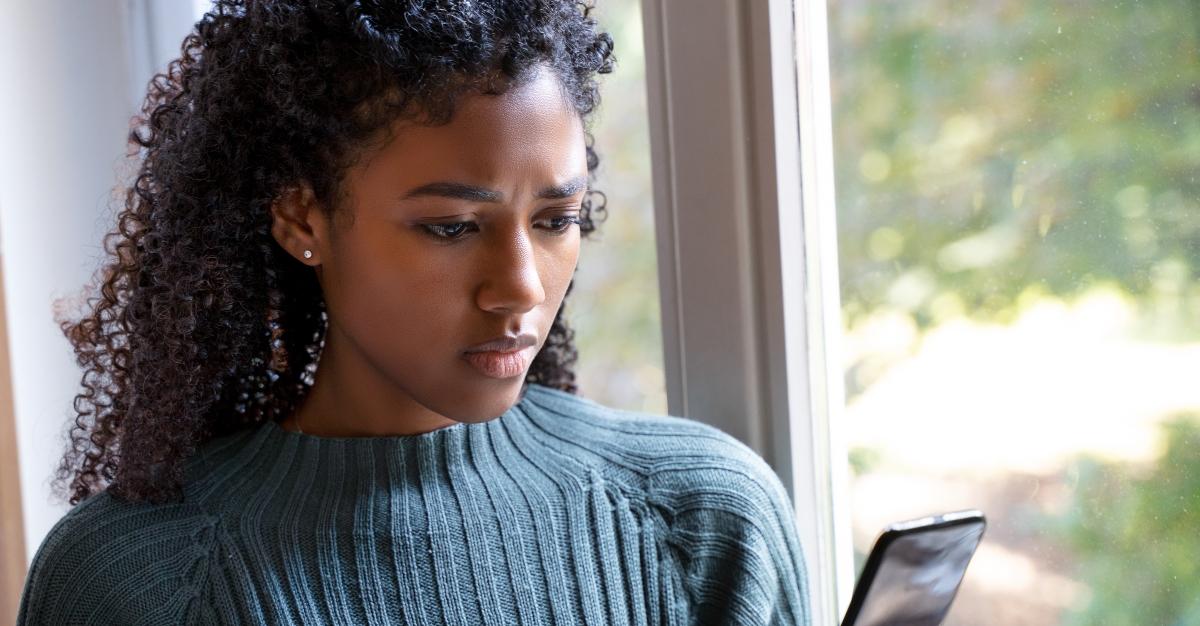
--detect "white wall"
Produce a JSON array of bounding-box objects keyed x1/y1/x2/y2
[{"x1": 0, "y1": 0, "x2": 195, "y2": 565}]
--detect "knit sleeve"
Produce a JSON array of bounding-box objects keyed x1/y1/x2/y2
[
  {"x1": 16, "y1": 492, "x2": 220, "y2": 626},
  {"x1": 654, "y1": 426, "x2": 812, "y2": 626}
]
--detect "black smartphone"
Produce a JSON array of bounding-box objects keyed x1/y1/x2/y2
[{"x1": 840, "y1": 510, "x2": 987, "y2": 626}]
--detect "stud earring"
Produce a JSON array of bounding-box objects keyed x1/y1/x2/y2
[{"x1": 303, "y1": 250, "x2": 313, "y2": 259}]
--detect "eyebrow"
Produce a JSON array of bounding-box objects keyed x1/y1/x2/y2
[
  {"x1": 400, "y1": 175, "x2": 589, "y2": 203},
  {"x1": 535, "y1": 175, "x2": 589, "y2": 200}
]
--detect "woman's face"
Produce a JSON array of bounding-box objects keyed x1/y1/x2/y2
[{"x1": 290, "y1": 70, "x2": 587, "y2": 424}]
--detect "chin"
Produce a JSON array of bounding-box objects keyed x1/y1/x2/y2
[{"x1": 438, "y1": 377, "x2": 526, "y2": 422}]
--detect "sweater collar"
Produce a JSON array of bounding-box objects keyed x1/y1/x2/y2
[{"x1": 183, "y1": 383, "x2": 562, "y2": 504}]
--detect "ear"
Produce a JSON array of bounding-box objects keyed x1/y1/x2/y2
[{"x1": 270, "y1": 183, "x2": 327, "y2": 266}]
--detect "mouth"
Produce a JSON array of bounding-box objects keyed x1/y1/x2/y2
[
  {"x1": 461, "y1": 345, "x2": 538, "y2": 379},
  {"x1": 462, "y1": 332, "x2": 539, "y2": 379}
]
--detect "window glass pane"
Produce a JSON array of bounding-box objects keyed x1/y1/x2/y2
[
  {"x1": 828, "y1": 2, "x2": 1200, "y2": 623},
  {"x1": 574, "y1": 0, "x2": 666, "y2": 413}
]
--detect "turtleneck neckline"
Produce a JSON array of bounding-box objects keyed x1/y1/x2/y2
[
  {"x1": 253, "y1": 383, "x2": 543, "y2": 445},
  {"x1": 264, "y1": 412, "x2": 473, "y2": 443},
  {"x1": 182, "y1": 385, "x2": 563, "y2": 505}
]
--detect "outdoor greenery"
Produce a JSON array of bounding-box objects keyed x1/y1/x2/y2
[
  {"x1": 1053, "y1": 415, "x2": 1200, "y2": 626},
  {"x1": 829, "y1": 1, "x2": 1200, "y2": 623},
  {"x1": 829, "y1": 0, "x2": 1200, "y2": 334},
  {"x1": 572, "y1": 0, "x2": 666, "y2": 414}
]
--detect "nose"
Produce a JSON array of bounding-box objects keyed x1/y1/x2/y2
[{"x1": 475, "y1": 228, "x2": 546, "y2": 315}]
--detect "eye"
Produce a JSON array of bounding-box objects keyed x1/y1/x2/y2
[
  {"x1": 538, "y1": 214, "x2": 582, "y2": 233},
  {"x1": 420, "y1": 221, "x2": 477, "y2": 240}
]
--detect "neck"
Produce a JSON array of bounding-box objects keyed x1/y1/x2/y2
[{"x1": 287, "y1": 323, "x2": 460, "y2": 438}]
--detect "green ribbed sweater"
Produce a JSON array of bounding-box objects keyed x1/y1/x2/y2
[{"x1": 17, "y1": 383, "x2": 810, "y2": 625}]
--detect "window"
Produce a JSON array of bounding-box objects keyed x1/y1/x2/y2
[
  {"x1": 573, "y1": 0, "x2": 667, "y2": 414},
  {"x1": 640, "y1": 0, "x2": 1199, "y2": 623},
  {"x1": 828, "y1": 2, "x2": 1200, "y2": 623}
]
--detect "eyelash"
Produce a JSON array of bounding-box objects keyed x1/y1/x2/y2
[{"x1": 420, "y1": 215, "x2": 582, "y2": 241}]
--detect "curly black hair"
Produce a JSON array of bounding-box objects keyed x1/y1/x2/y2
[{"x1": 52, "y1": 0, "x2": 614, "y2": 506}]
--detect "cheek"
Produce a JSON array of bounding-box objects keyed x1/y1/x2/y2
[
  {"x1": 541, "y1": 236, "x2": 581, "y2": 307},
  {"x1": 325, "y1": 233, "x2": 473, "y2": 347}
]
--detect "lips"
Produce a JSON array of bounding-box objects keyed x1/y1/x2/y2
[
  {"x1": 461, "y1": 332, "x2": 539, "y2": 379},
  {"x1": 463, "y1": 332, "x2": 537, "y2": 354}
]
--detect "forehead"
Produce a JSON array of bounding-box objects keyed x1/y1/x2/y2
[{"x1": 352, "y1": 71, "x2": 587, "y2": 191}]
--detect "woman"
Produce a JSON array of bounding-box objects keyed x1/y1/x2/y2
[{"x1": 17, "y1": 1, "x2": 811, "y2": 624}]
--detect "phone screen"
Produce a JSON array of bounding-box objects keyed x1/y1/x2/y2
[{"x1": 845, "y1": 517, "x2": 985, "y2": 626}]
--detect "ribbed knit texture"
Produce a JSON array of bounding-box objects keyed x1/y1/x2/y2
[{"x1": 18, "y1": 383, "x2": 810, "y2": 625}]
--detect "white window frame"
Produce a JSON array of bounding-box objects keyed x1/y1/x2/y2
[{"x1": 640, "y1": 0, "x2": 853, "y2": 621}]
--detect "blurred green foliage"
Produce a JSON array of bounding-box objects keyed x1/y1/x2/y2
[
  {"x1": 828, "y1": 0, "x2": 1200, "y2": 332},
  {"x1": 1052, "y1": 414, "x2": 1200, "y2": 625},
  {"x1": 831, "y1": 2, "x2": 1200, "y2": 622},
  {"x1": 571, "y1": 0, "x2": 667, "y2": 413},
  {"x1": 848, "y1": 445, "x2": 883, "y2": 477}
]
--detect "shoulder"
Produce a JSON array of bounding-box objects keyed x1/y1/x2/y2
[
  {"x1": 521, "y1": 385, "x2": 810, "y2": 624},
  {"x1": 520, "y1": 383, "x2": 791, "y2": 512},
  {"x1": 17, "y1": 490, "x2": 218, "y2": 625}
]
